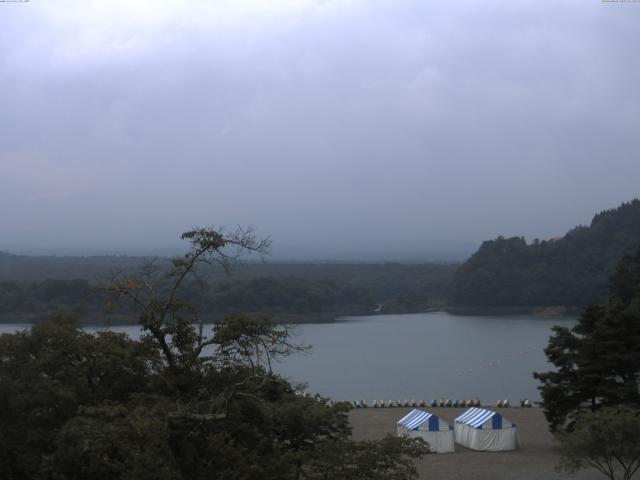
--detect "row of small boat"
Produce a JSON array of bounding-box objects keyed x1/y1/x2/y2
[
  {"x1": 353, "y1": 399, "x2": 482, "y2": 408},
  {"x1": 344, "y1": 398, "x2": 534, "y2": 408}
]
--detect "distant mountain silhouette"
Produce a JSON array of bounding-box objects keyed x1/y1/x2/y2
[{"x1": 451, "y1": 199, "x2": 640, "y2": 310}]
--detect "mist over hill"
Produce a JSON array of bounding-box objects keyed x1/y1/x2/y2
[{"x1": 3, "y1": 199, "x2": 640, "y2": 321}]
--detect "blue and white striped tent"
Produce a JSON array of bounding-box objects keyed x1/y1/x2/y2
[
  {"x1": 396, "y1": 409, "x2": 454, "y2": 453},
  {"x1": 455, "y1": 407, "x2": 505, "y2": 429},
  {"x1": 454, "y1": 408, "x2": 520, "y2": 451}
]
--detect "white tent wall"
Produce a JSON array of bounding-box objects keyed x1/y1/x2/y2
[
  {"x1": 454, "y1": 408, "x2": 520, "y2": 452},
  {"x1": 454, "y1": 424, "x2": 520, "y2": 451},
  {"x1": 396, "y1": 409, "x2": 455, "y2": 453},
  {"x1": 404, "y1": 429, "x2": 455, "y2": 454}
]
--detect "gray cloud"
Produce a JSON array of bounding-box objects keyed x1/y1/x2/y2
[{"x1": 1, "y1": 0, "x2": 639, "y2": 259}]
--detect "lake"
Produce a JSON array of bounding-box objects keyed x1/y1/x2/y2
[{"x1": 0, "y1": 312, "x2": 573, "y2": 403}]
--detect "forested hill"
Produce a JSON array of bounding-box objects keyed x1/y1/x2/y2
[
  {"x1": 0, "y1": 252, "x2": 456, "y2": 323},
  {"x1": 0, "y1": 252, "x2": 144, "y2": 281},
  {"x1": 450, "y1": 199, "x2": 640, "y2": 311}
]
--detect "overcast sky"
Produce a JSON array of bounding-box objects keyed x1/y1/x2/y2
[{"x1": 1, "y1": 0, "x2": 639, "y2": 260}]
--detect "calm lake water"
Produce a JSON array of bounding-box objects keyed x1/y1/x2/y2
[{"x1": 0, "y1": 312, "x2": 573, "y2": 403}]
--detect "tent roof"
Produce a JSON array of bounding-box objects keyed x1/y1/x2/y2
[
  {"x1": 397, "y1": 409, "x2": 436, "y2": 430},
  {"x1": 454, "y1": 407, "x2": 501, "y2": 428}
]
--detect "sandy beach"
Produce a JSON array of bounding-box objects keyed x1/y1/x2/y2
[{"x1": 349, "y1": 407, "x2": 602, "y2": 480}]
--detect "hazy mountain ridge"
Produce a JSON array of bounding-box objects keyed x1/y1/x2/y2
[
  {"x1": 0, "y1": 252, "x2": 146, "y2": 282},
  {"x1": 450, "y1": 199, "x2": 640, "y2": 310},
  {"x1": 6, "y1": 199, "x2": 639, "y2": 319}
]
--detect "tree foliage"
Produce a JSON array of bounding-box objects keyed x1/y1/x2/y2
[
  {"x1": 452, "y1": 199, "x2": 640, "y2": 309},
  {"x1": 208, "y1": 276, "x2": 375, "y2": 316},
  {"x1": 534, "y1": 247, "x2": 640, "y2": 432},
  {"x1": 305, "y1": 435, "x2": 429, "y2": 480},
  {"x1": 0, "y1": 316, "x2": 160, "y2": 479},
  {"x1": 0, "y1": 276, "x2": 376, "y2": 323},
  {"x1": 0, "y1": 249, "x2": 456, "y2": 322},
  {"x1": 0, "y1": 227, "x2": 429, "y2": 480},
  {"x1": 557, "y1": 406, "x2": 640, "y2": 480}
]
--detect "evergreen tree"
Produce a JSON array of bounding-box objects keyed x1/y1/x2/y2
[
  {"x1": 452, "y1": 199, "x2": 640, "y2": 309},
  {"x1": 534, "y1": 247, "x2": 640, "y2": 432}
]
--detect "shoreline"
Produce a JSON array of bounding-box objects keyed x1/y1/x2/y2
[
  {"x1": 0, "y1": 311, "x2": 344, "y2": 326},
  {"x1": 446, "y1": 305, "x2": 581, "y2": 317},
  {"x1": 0, "y1": 307, "x2": 580, "y2": 326}
]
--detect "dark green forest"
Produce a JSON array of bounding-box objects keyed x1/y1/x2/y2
[
  {"x1": 3, "y1": 199, "x2": 640, "y2": 323},
  {"x1": 451, "y1": 199, "x2": 640, "y2": 312},
  {"x1": 534, "y1": 246, "x2": 640, "y2": 431},
  {"x1": 0, "y1": 254, "x2": 455, "y2": 324},
  {"x1": 531, "y1": 247, "x2": 640, "y2": 479},
  {"x1": 0, "y1": 227, "x2": 429, "y2": 479}
]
